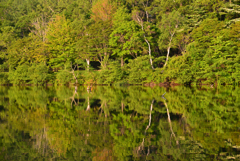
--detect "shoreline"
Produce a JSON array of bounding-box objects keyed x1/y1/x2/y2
[{"x1": 0, "y1": 82, "x2": 237, "y2": 87}]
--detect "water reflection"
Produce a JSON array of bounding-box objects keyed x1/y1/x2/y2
[{"x1": 0, "y1": 86, "x2": 239, "y2": 160}]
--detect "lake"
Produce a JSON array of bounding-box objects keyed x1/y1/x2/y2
[{"x1": 0, "y1": 86, "x2": 239, "y2": 160}]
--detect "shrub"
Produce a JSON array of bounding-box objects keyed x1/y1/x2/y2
[
  {"x1": 29, "y1": 63, "x2": 49, "y2": 85},
  {"x1": 8, "y1": 64, "x2": 30, "y2": 85}
]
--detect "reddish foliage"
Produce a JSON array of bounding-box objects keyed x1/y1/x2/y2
[{"x1": 91, "y1": 0, "x2": 116, "y2": 21}]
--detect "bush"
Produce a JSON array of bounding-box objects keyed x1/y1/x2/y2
[
  {"x1": 56, "y1": 70, "x2": 74, "y2": 85},
  {"x1": 8, "y1": 64, "x2": 30, "y2": 85},
  {"x1": 127, "y1": 55, "x2": 153, "y2": 84},
  {"x1": 0, "y1": 72, "x2": 9, "y2": 85},
  {"x1": 97, "y1": 61, "x2": 126, "y2": 85},
  {"x1": 29, "y1": 63, "x2": 49, "y2": 85}
]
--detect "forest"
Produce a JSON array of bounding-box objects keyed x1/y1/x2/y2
[{"x1": 0, "y1": 0, "x2": 240, "y2": 86}]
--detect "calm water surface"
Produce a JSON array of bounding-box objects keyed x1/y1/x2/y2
[{"x1": 0, "y1": 86, "x2": 239, "y2": 160}]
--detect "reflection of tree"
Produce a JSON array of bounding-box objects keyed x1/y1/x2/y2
[
  {"x1": 165, "y1": 86, "x2": 240, "y2": 154},
  {"x1": 110, "y1": 112, "x2": 147, "y2": 161},
  {"x1": 70, "y1": 86, "x2": 79, "y2": 108},
  {"x1": 0, "y1": 86, "x2": 239, "y2": 160},
  {"x1": 137, "y1": 99, "x2": 154, "y2": 156},
  {"x1": 163, "y1": 98, "x2": 179, "y2": 146},
  {"x1": 0, "y1": 87, "x2": 114, "y2": 160}
]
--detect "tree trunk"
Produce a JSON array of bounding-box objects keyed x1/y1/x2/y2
[
  {"x1": 70, "y1": 69, "x2": 78, "y2": 84},
  {"x1": 86, "y1": 59, "x2": 90, "y2": 71},
  {"x1": 121, "y1": 57, "x2": 124, "y2": 67},
  {"x1": 144, "y1": 35, "x2": 154, "y2": 70},
  {"x1": 86, "y1": 96, "x2": 90, "y2": 111},
  {"x1": 164, "y1": 46, "x2": 171, "y2": 68},
  {"x1": 121, "y1": 102, "x2": 124, "y2": 112},
  {"x1": 70, "y1": 62, "x2": 79, "y2": 84},
  {"x1": 136, "y1": 15, "x2": 154, "y2": 70}
]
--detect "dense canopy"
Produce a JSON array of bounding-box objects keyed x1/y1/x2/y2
[{"x1": 0, "y1": 0, "x2": 239, "y2": 85}]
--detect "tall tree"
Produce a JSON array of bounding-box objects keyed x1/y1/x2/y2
[
  {"x1": 110, "y1": 7, "x2": 144, "y2": 67},
  {"x1": 158, "y1": 11, "x2": 183, "y2": 68},
  {"x1": 133, "y1": 10, "x2": 155, "y2": 70},
  {"x1": 45, "y1": 15, "x2": 76, "y2": 70},
  {"x1": 91, "y1": 0, "x2": 116, "y2": 21}
]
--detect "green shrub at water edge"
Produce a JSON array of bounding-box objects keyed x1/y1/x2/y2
[
  {"x1": 8, "y1": 64, "x2": 30, "y2": 85},
  {"x1": 97, "y1": 61, "x2": 126, "y2": 85},
  {"x1": 127, "y1": 55, "x2": 153, "y2": 84},
  {"x1": 56, "y1": 70, "x2": 74, "y2": 85},
  {"x1": 28, "y1": 63, "x2": 49, "y2": 85}
]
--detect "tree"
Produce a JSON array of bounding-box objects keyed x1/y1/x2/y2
[
  {"x1": 7, "y1": 33, "x2": 46, "y2": 69},
  {"x1": 158, "y1": 11, "x2": 183, "y2": 68},
  {"x1": 76, "y1": 23, "x2": 96, "y2": 71},
  {"x1": 78, "y1": 20, "x2": 112, "y2": 68},
  {"x1": 45, "y1": 15, "x2": 76, "y2": 70},
  {"x1": 110, "y1": 11, "x2": 144, "y2": 67},
  {"x1": 229, "y1": 21, "x2": 240, "y2": 47},
  {"x1": 91, "y1": 0, "x2": 116, "y2": 21},
  {"x1": 133, "y1": 10, "x2": 155, "y2": 70}
]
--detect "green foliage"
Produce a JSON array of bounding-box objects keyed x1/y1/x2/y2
[
  {"x1": 190, "y1": 18, "x2": 224, "y2": 48},
  {"x1": 110, "y1": 7, "x2": 143, "y2": 62},
  {"x1": 0, "y1": 72, "x2": 9, "y2": 84},
  {"x1": 0, "y1": 0, "x2": 239, "y2": 85},
  {"x1": 77, "y1": 20, "x2": 113, "y2": 67},
  {"x1": 8, "y1": 64, "x2": 30, "y2": 85},
  {"x1": 28, "y1": 63, "x2": 49, "y2": 85},
  {"x1": 157, "y1": 18, "x2": 240, "y2": 85},
  {"x1": 97, "y1": 61, "x2": 126, "y2": 84},
  {"x1": 46, "y1": 15, "x2": 76, "y2": 69},
  {"x1": 55, "y1": 69, "x2": 74, "y2": 85},
  {"x1": 0, "y1": 26, "x2": 16, "y2": 49},
  {"x1": 127, "y1": 55, "x2": 153, "y2": 84},
  {"x1": 158, "y1": 11, "x2": 183, "y2": 50},
  {"x1": 0, "y1": 86, "x2": 239, "y2": 160}
]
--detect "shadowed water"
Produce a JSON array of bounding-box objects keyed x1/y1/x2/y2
[{"x1": 0, "y1": 86, "x2": 239, "y2": 160}]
